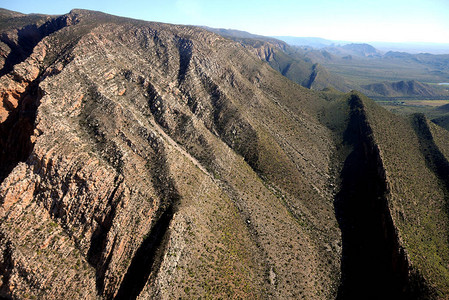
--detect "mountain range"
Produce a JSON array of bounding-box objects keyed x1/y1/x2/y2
[
  {"x1": 208, "y1": 28, "x2": 449, "y2": 100},
  {"x1": 1, "y1": 8, "x2": 449, "y2": 299},
  {"x1": 274, "y1": 36, "x2": 449, "y2": 55}
]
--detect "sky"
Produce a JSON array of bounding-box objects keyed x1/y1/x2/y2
[{"x1": 2, "y1": 0, "x2": 449, "y2": 43}]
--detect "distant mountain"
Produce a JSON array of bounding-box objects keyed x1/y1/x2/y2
[
  {"x1": 383, "y1": 51, "x2": 418, "y2": 59},
  {"x1": 371, "y1": 42, "x2": 449, "y2": 55},
  {"x1": 273, "y1": 38, "x2": 383, "y2": 58},
  {"x1": 304, "y1": 43, "x2": 382, "y2": 59},
  {"x1": 294, "y1": 44, "x2": 449, "y2": 92},
  {"x1": 273, "y1": 36, "x2": 337, "y2": 48},
  {"x1": 362, "y1": 80, "x2": 449, "y2": 97},
  {"x1": 202, "y1": 27, "x2": 282, "y2": 43},
  {"x1": 204, "y1": 28, "x2": 449, "y2": 98},
  {"x1": 274, "y1": 36, "x2": 449, "y2": 55},
  {"x1": 341, "y1": 43, "x2": 382, "y2": 57}
]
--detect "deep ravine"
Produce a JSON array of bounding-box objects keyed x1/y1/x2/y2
[{"x1": 0, "y1": 80, "x2": 41, "y2": 183}]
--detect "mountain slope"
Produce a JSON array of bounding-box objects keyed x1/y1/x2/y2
[
  {"x1": 205, "y1": 27, "x2": 353, "y2": 92},
  {"x1": 0, "y1": 9, "x2": 341, "y2": 299},
  {"x1": 0, "y1": 8, "x2": 448, "y2": 299},
  {"x1": 334, "y1": 93, "x2": 449, "y2": 298}
]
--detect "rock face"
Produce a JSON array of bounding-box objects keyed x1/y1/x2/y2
[{"x1": 0, "y1": 8, "x2": 448, "y2": 299}]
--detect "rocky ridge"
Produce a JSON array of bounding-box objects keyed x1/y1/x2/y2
[{"x1": 0, "y1": 8, "x2": 448, "y2": 299}]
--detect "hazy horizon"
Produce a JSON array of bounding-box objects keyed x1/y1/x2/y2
[{"x1": 2, "y1": 0, "x2": 449, "y2": 44}]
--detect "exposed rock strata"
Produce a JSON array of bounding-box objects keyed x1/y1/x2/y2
[
  {"x1": 0, "y1": 9, "x2": 340, "y2": 299},
  {"x1": 0, "y1": 9, "x2": 448, "y2": 299}
]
